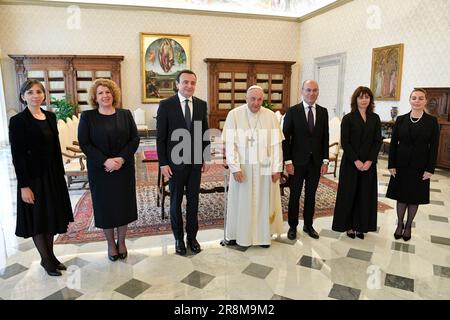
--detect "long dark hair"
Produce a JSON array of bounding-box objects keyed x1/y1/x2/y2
[{"x1": 350, "y1": 86, "x2": 375, "y2": 113}]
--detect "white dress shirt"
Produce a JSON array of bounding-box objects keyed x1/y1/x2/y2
[
  {"x1": 304, "y1": 102, "x2": 316, "y2": 125},
  {"x1": 284, "y1": 101, "x2": 328, "y2": 165},
  {"x1": 178, "y1": 92, "x2": 193, "y2": 121}
]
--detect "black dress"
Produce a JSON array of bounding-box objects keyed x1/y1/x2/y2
[
  {"x1": 386, "y1": 112, "x2": 439, "y2": 204},
  {"x1": 9, "y1": 111, "x2": 73, "y2": 238},
  {"x1": 332, "y1": 111, "x2": 382, "y2": 233},
  {"x1": 78, "y1": 109, "x2": 139, "y2": 229}
]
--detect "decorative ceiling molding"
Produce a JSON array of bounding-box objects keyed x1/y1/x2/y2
[{"x1": 0, "y1": 0, "x2": 352, "y2": 22}]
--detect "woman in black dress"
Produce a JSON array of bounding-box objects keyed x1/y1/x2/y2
[
  {"x1": 78, "y1": 79, "x2": 139, "y2": 261},
  {"x1": 9, "y1": 79, "x2": 73, "y2": 276},
  {"x1": 386, "y1": 89, "x2": 439, "y2": 241},
  {"x1": 332, "y1": 87, "x2": 382, "y2": 239}
]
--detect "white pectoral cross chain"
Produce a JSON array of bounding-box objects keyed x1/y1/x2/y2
[
  {"x1": 246, "y1": 110, "x2": 260, "y2": 147},
  {"x1": 247, "y1": 135, "x2": 256, "y2": 147}
]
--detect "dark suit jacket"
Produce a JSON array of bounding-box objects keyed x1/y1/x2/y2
[
  {"x1": 388, "y1": 112, "x2": 439, "y2": 173},
  {"x1": 156, "y1": 94, "x2": 210, "y2": 170},
  {"x1": 9, "y1": 108, "x2": 65, "y2": 188},
  {"x1": 340, "y1": 111, "x2": 382, "y2": 164},
  {"x1": 282, "y1": 102, "x2": 329, "y2": 166},
  {"x1": 78, "y1": 108, "x2": 139, "y2": 169}
]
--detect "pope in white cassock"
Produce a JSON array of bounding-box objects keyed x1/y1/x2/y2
[{"x1": 222, "y1": 85, "x2": 284, "y2": 247}]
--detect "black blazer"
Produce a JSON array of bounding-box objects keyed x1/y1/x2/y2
[
  {"x1": 156, "y1": 94, "x2": 209, "y2": 170},
  {"x1": 340, "y1": 111, "x2": 382, "y2": 164},
  {"x1": 78, "y1": 108, "x2": 139, "y2": 169},
  {"x1": 282, "y1": 102, "x2": 329, "y2": 166},
  {"x1": 388, "y1": 112, "x2": 439, "y2": 173},
  {"x1": 9, "y1": 108, "x2": 65, "y2": 188}
]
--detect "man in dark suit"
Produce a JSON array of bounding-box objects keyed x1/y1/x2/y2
[
  {"x1": 282, "y1": 80, "x2": 329, "y2": 240},
  {"x1": 156, "y1": 70, "x2": 210, "y2": 255}
]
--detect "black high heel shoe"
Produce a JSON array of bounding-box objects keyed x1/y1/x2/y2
[
  {"x1": 346, "y1": 231, "x2": 356, "y2": 239},
  {"x1": 40, "y1": 260, "x2": 62, "y2": 276},
  {"x1": 356, "y1": 232, "x2": 364, "y2": 240},
  {"x1": 402, "y1": 227, "x2": 411, "y2": 242},
  {"x1": 108, "y1": 254, "x2": 119, "y2": 262},
  {"x1": 52, "y1": 256, "x2": 67, "y2": 270},
  {"x1": 116, "y1": 240, "x2": 128, "y2": 260},
  {"x1": 394, "y1": 223, "x2": 404, "y2": 240},
  {"x1": 54, "y1": 262, "x2": 67, "y2": 270},
  {"x1": 108, "y1": 242, "x2": 119, "y2": 262}
]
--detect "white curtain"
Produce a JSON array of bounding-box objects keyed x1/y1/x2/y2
[{"x1": 0, "y1": 61, "x2": 9, "y2": 147}]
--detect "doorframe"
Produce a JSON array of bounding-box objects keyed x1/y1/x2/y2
[{"x1": 314, "y1": 52, "x2": 346, "y2": 119}]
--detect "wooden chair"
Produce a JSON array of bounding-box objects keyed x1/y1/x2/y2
[
  {"x1": 133, "y1": 108, "x2": 149, "y2": 137},
  {"x1": 58, "y1": 117, "x2": 88, "y2": 188},
  {"x1": 382, "y1": 138, "x2": 391, "y2": 154},
  {"x1": 157, "y1": 135, "x2": 229, "y2": 220},
  {"x1": 325, "y1": 116, "x2": 341, "y2": 178}
]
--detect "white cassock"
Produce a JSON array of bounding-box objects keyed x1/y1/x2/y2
[{"x1": 222, "y1": 105, "x2": 284, "y2": 246}]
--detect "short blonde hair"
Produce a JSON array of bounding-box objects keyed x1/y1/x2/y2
[{"x1": 88, "y1": 78, "x2": 121, "y2": 109}]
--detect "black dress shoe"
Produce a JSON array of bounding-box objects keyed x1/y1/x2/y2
[
  {"x1": 394, "y1": 223, "x2": 404, "y2": 240},
  {"x1": 402, "y1": 228, "x2": 411, "y2": 242},
  {"x1": 303, "y1": 226, "x2": 319, "y2": 239},
  {"x1": 40, "y1": 260, "x2": 62, "y2": 276},
  {"x1": 116, "y1": 240, "x2": 128, "y2": 260},
  {"x1": 175, "y1": 239, "x2": 187, "y2": 256},
  {"x1": 118, "y1": 252, "x2": 128, "y2": 260},
  {"x1": 55, "y1": 262, "x2": 67, "y2": 270},
  {"x1": 108, "y1": 254, "x2": 119, "y2": 262},
  {"x1": 287, "y1": 227, "x2": 297, "y2": 240},
  {"x1": 52, "y1": 257, "x2": 67, "y2": 270},
  {"x1": 187, "y1": 238, "x2": 201, "y2": 254},
  {"x1": 259, "y1": 245, "x2": 270, "y2": 248},
  {"x1": 346, "y1": 231, "x2": 356, "y2": 239},
  {"x1": 356, "y1": 232, "x2": 364, "y2": 240}
]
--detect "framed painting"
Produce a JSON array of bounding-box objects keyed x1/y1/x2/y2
[
  {"x1": 140, "y1": 33, "x2": 191, "y2": 103},
  {"x1": 370, "y1": 43, "x2": 404, "y2": 101}
]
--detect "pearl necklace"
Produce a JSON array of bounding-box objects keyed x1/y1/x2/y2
[{"x1": 410, "y1": 112, "x2": 423, "y2": 124}]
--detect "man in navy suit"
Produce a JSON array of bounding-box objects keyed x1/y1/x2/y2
[
  {"x1": 157, "y1": 70, "x2": 210, "y2": 255},
  {"x1": 282, "y1": 80, "x2": 329, "y2": 240}
]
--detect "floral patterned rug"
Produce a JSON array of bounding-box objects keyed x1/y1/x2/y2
[{"x1": 56, "y1": 163, "x2": 391, "y2": 244}]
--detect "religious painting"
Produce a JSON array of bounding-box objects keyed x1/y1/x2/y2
[
  {"x1": 141, "y1": 33, "x2": 191, "y2": 103},
  {"x1": 370, "y1": 43, "x2": 404, "y2": 101}
]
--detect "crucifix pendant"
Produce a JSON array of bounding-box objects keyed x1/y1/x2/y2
[{"x1": 247, "y1": 135, "x2": 256, "y2": 147}]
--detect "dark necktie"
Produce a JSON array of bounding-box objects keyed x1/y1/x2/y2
[
  {"x1": 184, "y1": 99, "x2": 191, "y2": 129},
  {"x1": 308, "y1": 106, "x2": 314, "y2": 133}
]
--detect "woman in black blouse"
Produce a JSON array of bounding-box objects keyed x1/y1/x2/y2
[
  {"x1": 78, "y1": 79, "x2": 139, "y2": 261},
  {"x1": 9, "y1": 80, "x2": 73, "y2": 276},
  {"x1": 332, "y1": 87, "x2": 382, "y2": 239},
  {"x1": 386, "y1": 89, "x2": 439, "y2": 241}
]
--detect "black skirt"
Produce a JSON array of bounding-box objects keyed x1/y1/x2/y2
[
  {"x1": 15, "y1": 161, "x2": 74, "y2": 238},
  {"x1": 386, "y1": 167, "x2": 430, "y2": 204},
  {"x1": 88, "y1": 163, "x2": 137, "y2": 229}
]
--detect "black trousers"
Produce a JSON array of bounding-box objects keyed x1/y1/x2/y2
[
  {"x1": 287, "y1": 158, "x2": 321, "y2": 228},
  {"x1": 168, "y1": 165, "x2": 201, "y2": 240}
]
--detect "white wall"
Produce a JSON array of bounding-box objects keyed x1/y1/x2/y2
[
  {"x1": 299, "y1": 0, "x2": 450, "y2": 120},
  {"x1": 0, "y1": 4, "x2": 301, "y2": 129}
]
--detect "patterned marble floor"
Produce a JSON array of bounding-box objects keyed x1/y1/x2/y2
[{"x1": 1, "y1": 145, "x2": 449, "y2": 300}]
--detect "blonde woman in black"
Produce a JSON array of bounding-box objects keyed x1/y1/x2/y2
[
  {"x1": 78, "y1": 79, "x2": 139, "y2": 261},
  {"x1": 386, "y1": 89, "x2": 439, "y2": 241}
]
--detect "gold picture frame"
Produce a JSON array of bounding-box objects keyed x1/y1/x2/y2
[
  {"x1": 140, "y1": 33, "x2": 191, "y2": 103},
  {"x1": 370, "y1": 43, "x2": 404, "y2": 101}
]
